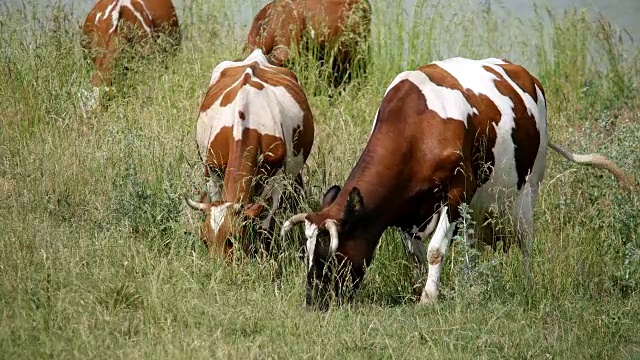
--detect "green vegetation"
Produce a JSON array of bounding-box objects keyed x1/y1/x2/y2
[{"x1": 1, "y1": 0, "x2": 639, "y2": 358}]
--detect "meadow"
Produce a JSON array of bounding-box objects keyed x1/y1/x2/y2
[{"x1": 1, "y1": 0, "x2": 639, "y2": 358}]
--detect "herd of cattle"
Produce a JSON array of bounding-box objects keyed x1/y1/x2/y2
[{"x1": 81, "y1": 0, "x2": 635, "y2": 309}]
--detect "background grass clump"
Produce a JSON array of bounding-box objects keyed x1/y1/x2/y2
[{"x1": 1, "y1": 0, "x2": 639, "y2": 358}]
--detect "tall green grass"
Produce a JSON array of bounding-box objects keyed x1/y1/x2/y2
[{"x1": 1, "y1": 0, "x2": 639, "y2": 357}]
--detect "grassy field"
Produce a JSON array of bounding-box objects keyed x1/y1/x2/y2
[{"x1": 1, "y1": 0, "x2": 639, "y2": 358}]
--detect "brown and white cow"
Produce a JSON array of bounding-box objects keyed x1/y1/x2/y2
[
  {"x1": 246, "y1": 0, "x2": 371, "y2": 87},
  {"x1": 81, "y1": 0, "x2": 180, "y2": 105},
  {"x1": 186, "y1": 49, "x2": 314, "y2": 257},
  {"x1": 282, "y1": 57, "x2": 633, "y2": 309}
]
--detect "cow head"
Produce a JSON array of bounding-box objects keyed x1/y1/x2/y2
[
  {"x1": 185, "y1": 195, "x2": 268, "y2": 256},
  {"x1": 282, "y1": 185, "x2": 373, "y2": 310}
]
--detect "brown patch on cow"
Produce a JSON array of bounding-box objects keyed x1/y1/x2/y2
[
  {"x1": 220, "y1": 71, "x2": 266, "y2": 107},
  {"x1": 200, "y1": 65, "x2": 247, "y2": 111},
  {"x1": 497, "y1": 63, "x2": 539, "y2": 102},
  {"x1": 238, "y1": 110, "x2": 246, "y2": 121},
  {"x1": 467, "y1": 94, "x2": 500, "y2": 185},
  {"x1": 418, "y1": 64, "x2": 465, "y2": 91},
  {"x1": 205, "y1": 126, "x2": 288, "y2": 204},
  {"x1": 206, "y1": 126, "x2": 232, "y2": 177},
  {"x1": 427, "y1": 249, "x2": 443, "y2": 265},
  {"x1": 119, "y1": 5, "x2": 151, "y2": 38},
  {"x1": 483, "y1": 65, "x2": 540, "y2": 189}
]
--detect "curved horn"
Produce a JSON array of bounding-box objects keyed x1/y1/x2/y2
[
  {"x1": 184, "y1": 194, "x2": 209, "y2": 211},
  {"x1": 324, "y1": 219, "x2": 339, "y2": 257},
  {"x1": 281, "y1": 213, "x2": 307, "y2": 237}
]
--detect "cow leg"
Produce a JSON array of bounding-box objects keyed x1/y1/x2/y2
[
  {"x1": 421, "y1": 205, "x2": 457, "y2": 304},
  {"x1": 289, "y1": 172, "x2": 305, "y2": 212},
  {"x1": 513, "y1": 183, "x2": 535, "y2": 288},
  {"x1": 401, "y1": 212, "x2": 441, "y2": 296},
  {"x1": 402, "y1": 233, "x2": 427, "y2": 296},
  {"x1": 256, "y1": 170, "x2": 286, "y2": 230},
  {"x1": 206, "y1": 173, "x2": 223, "y2": 202},
  {"x1": 79, "y1": 87, "x2": 101, "y2": 114},
  {"x1": 261, "y1": 185, "x2": 283, "y2": 230}
]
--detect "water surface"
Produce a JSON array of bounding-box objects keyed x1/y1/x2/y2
[{"x1": 3, "y1": 0, "x2": 638, "y2": 42}]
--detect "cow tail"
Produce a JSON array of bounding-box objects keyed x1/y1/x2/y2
[{"x1": 548, "y1": 142, "x2": 636, "y2": 191}]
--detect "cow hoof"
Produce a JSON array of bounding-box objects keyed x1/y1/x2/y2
[{"x1": 419, "y1": 282, "x2": 439, "y2": 304}]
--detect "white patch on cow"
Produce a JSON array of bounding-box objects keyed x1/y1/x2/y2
[
  {"x1": 304, "y1": 220, "x2": 319, "y2": 271},
  {"x1": 372, "y1": 70, "x2": 478, "y2": 130},
  {"x1": 96, "y1": 0, "x2": 153, "y2": 35},
  {"x1": 209, "y1": 202, "x2": 233, "y2": 235},
  {"x1": 78, "y1": 87, "x2": 101, "y2": 114},
  {"x1": 197, "y1": 49, "x2": 306, "y2": 179}
]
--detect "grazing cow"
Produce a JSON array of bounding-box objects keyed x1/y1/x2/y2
[
  {"x1": 247, "y1": 0, "x2": 371, "y2": 87},
  {"x1": 186, "y1": 49, "x2": 315, "y2": 257},
  {"x1": 81, "y1": 0, "x2": 180, "y2": 103},
  {"x1": 282, "y1": 57, "x2": 633, "y2": 309}
]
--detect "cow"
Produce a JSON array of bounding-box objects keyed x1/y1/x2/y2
[
  {"x1": 246, "y1": 0, "x2": 371, "y2": 88},
  {"x1": 81, "y1": 0, "x2": 180, "y2": 106},
  {"x1": 281, "y1": 57, "x2": 634, "y2": 309},
  {"x1": 185, "y1": 49, "x2": 315, "y2": 258}
]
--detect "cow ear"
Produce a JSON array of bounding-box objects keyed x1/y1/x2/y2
[
  {"x1": 321, "y1": 185, "x2": 341, "y2": 209},
  {"x1": 344, "y1": 187, "x2": 364, "y2": 221},
  {"x1": 244, "y1": 203, "x2": 264, "y2": 219},
  {"x1": 198, "y1": 191, "x2": 209, "y2": 203}
]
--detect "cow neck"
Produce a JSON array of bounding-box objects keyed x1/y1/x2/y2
[
  {"x1": 221, "y1": 139, "x2": 261, "y2": 205},
  {"x1": 327, "y1": 132, "x2": 415, "y2": 236}
]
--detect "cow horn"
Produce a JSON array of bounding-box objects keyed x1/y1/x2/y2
[
  {"x1": 184, "y1": 194, "x2": 209, "y2": 211},
  {"x1": 281, "y1": 213, "x2": 307, "y2": 237},
  {"x1": 324, "y1": 219, "x2": 339, "y2": 257}
]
